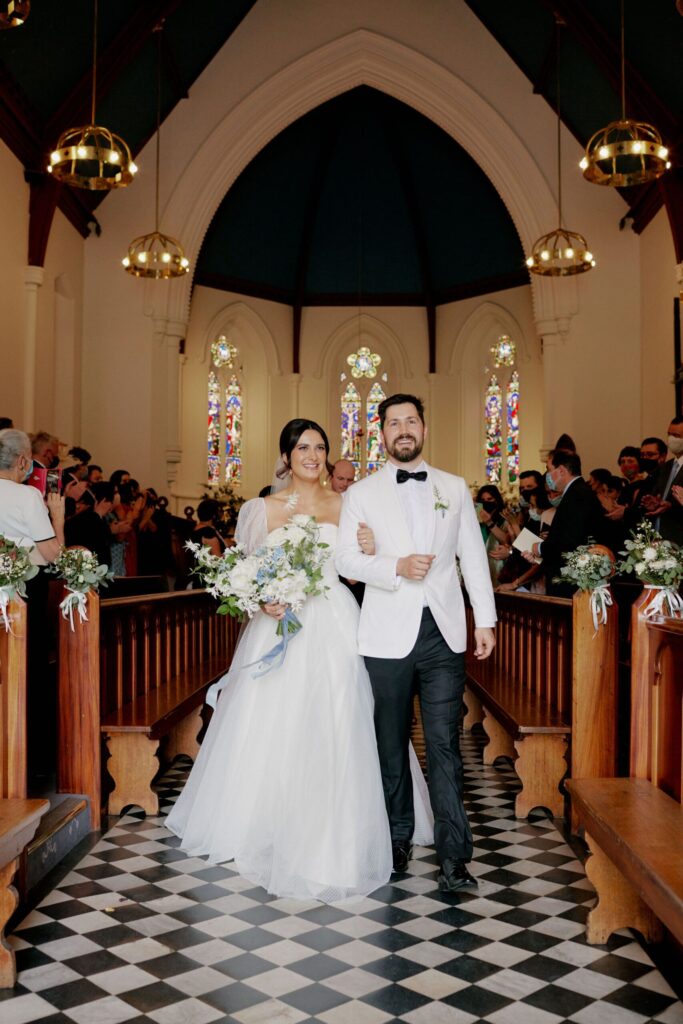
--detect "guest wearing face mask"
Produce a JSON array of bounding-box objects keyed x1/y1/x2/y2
[
  {"x1": 639, "y1": 437, "x2": 668, "y2": 477},
  {"x1": 523, "y1": 449, "x2": 605, "y2": 596},
  {"x1": 641, "y1": 417, "x2": 683, "y2": 544},
  {"x1": 475, "y1": 485, "x2": 513, "y2": 585}
]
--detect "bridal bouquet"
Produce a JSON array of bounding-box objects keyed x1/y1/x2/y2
[
  {"x1": 188, "y1": 514, "x2": 330, "y2": 677},
  {"x1": 617, "y1": 521, "x2": 683, "y2": 618},
  {"x1": 47, "y1": 548, "x2": 114, "y2": 630},
  {"x1": 0, "y1": 535, "x2": 39, "y2": 632}
]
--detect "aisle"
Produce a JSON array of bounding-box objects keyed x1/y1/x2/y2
[{"x1": 5, "y1": 733, "x2": 682, "y2": 1024}]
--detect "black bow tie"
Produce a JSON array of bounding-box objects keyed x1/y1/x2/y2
[{"x1": 396, "y1": 469, "x2": 428, "y2": 484}]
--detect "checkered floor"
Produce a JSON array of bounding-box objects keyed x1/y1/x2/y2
[{"x1": 4, "y1": 732, "x2": 682, "y2": 1024}]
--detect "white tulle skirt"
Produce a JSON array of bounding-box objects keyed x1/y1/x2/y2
[{"x1": 166, "y1": 580, "x2": 433, "y2": 902}]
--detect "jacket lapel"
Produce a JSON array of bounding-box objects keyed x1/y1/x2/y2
[{"x1": 378, "y1": 465, "x2": 415, "y2": 551}]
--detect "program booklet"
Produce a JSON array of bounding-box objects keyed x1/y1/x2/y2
[{"x1": 512, "y1": 526, "x2": 541, "y2": 555}]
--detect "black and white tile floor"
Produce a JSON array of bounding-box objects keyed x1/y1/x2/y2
[{"x1": 4, "y1": 732, "x2": 682, "y2": 1024}]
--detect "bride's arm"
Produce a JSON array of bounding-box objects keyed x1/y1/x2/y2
[
  {"x1": 235, "y1": 498, "x2": 268, "y2": 554},
  {"x1": 335, "y1": 488, "x2": 400, "y2": 590}
]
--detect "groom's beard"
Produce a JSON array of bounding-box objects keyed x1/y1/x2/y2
[{"x1": 386, "y1": 434, "x2": 424, "y2": 463}]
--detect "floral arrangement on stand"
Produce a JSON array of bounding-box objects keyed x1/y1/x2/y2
[
  {"x1": 187, "y1": 514, "x2": 330, "y2": 690},
  {"x1": 618, "y1": 520, "x2": 683, "y2": 618},
  {"x1": 557, "y1": 542, "x2": 615, "y2": 633},
  {"x1": 201, "y1": 480, "x2": 245, "y2": 533},
  {"x1": 0, "y1": 535, "x2": 39, "y2": 632},
  {"x1": 47, "y1": 548, "x2": 114, "y2": 630}
]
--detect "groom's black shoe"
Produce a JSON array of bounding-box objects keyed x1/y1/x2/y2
[
  {"x1": 437, "y1": 858, "x2": 477, "y2": 892},
  {"x1": 391, "y1": 840, "x2": 413, "y2": 874}
]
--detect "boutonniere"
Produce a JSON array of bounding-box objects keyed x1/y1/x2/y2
[{"x1": 433, "y1": 484, "x2": 450, "y2": 518}]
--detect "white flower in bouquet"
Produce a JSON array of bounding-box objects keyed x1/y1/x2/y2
[
  {"x1": 617, "y1": 521, "x2": 683, "y2": 619},
  {"x1": 46, "y1": 546, "x2": 114, "y2": 630},
  {"x1": 0, "y1": 535, "x2": 40, "y2": 631}
]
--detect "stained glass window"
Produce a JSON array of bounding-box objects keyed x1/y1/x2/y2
[
  {"x1": 491, "y1": 335, "x2": 516, "y2": 368},
  {"x1": 347, "y1": 346, "x2": 382, "y2": 379},
  {"x1": 211, "y1": 336, "x2": 237, "y2": 368},
  {"x1": 207, "y1": 371, "x2": 221, "y2": 484},
  {"x1": 224, "y1": 376, "x2": 242, "y2": 483},
  {"x1": 485, "y1": 375, "x2": 502, "y2": 483},
  {"x1": 341, "y1": 382, "x2": 362, "y2": 476},
  {"x1": 506, "y1": 370, "x2": 520, "y2": 484},
  {"x1": 365, "y1": 382, "x2": 386, "y2": 475}
]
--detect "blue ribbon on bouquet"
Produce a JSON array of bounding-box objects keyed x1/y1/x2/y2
[{"x1": 243, "y1": 608, "x2": 303, "y2": 678}]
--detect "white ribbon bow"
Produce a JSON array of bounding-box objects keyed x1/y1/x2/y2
[
  {"x1": 0, "y1": 586, "x2": 13, "y2": 633},
  {"x1": 59, "y1": 588, "x2": 89, "y2": 631},
  {"x1": 642, "y1": 584, "x2": 683, "y2": 620},
  {"x1": 590, "y1": 584, "x2": 613, "y2": 636}
]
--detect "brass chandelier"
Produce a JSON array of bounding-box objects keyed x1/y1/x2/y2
[
  {"x1": 0, "y1": 1, "x2": 30, "y2": 28},
  {"x1": 47, "y1": 0, "x2": 136, "y2": 189},
  {"x1": 580, "y1": 0, "x2": 670, "y2": 186},
  {"x1": 527, "y1": 19, "x2": 595, "y2": 277},
  {"x1": 122, "y1": 23, "x2": 189, "y2": 279}
]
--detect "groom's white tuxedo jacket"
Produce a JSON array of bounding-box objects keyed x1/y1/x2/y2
[{"x1": 335, "y1": 463, "x2": 496, "y2": 658}]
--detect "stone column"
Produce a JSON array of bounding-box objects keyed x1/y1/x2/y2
[{"x1": 23, "y1": 266, "x2": 44, "y2": 433}]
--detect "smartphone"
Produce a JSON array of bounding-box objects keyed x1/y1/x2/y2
[{"x1": 46, "y1": 468, "x2": 62, "y2": 494}]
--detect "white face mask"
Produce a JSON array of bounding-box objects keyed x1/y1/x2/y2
[
  {"x1": 529, "y1": 508, "x2": 542, "y2": 521},
  {"x1": 668, "y1": 434, "x2": 683, "y2": 456}
]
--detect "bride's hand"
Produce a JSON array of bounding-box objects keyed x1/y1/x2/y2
[
  {"x1": 262, "y1": 602, "x2": 287, "y2": 620},
  {"x1": 357, "y1": 521, "x2": 376, "y2": 555}
]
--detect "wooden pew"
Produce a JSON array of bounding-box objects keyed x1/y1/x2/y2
[
  {"x1": 464, "y1": 590, "x2": 618, "y2": 819},
  {"x1": 58, "y1": 590, "x2": 239, "y2": 830},
  {"x1": 566, "y1": 601, "x2": 683, "y2": 946},
  {"x1": 0, "y1": 596, "x2": 48, "y2": 987}
]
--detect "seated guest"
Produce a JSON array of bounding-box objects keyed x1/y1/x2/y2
[
  {"x1": 31, "y1": 429, "x2": 60, "y2": 470},
  {"x1": 639, "y1": 436, "x2": 667, "y2": 477},
  {"x1": 476, "y1": 484, "x2": 513, "y2": 586},
  {"x1": 524, "y1": 448, "x2": 605, "y2": 596},
  {"x1": 587, "y1": 467, "x2": 611, "y2": 492},
  {"x1": 64, "y1": 482, "x2": 114, "y2": 566},
  {"x1": 193, "y1": 498, "x2": 226, "y2": 557},
  {"x1": 329, "y1": 459, "x2": 356, "y2": 494}
]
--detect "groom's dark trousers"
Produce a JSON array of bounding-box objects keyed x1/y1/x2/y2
[{"x1": 365, "y1": 607, "x2": 473, "y2": 863}]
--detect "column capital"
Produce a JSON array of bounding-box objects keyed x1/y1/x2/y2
[{"x1": 24, "y1": 265, "x2": 45, "y2": 288}]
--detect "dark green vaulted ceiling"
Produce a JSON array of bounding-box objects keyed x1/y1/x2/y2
[{"x1": 1, "y1": 1, "x2": 682, "y2": 304}]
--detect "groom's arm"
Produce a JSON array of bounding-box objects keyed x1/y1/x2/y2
[{"x1": 335, "y1": 487, "x2": 401, "y2": 591}]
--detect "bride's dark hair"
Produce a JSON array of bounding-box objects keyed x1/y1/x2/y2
[{"x1": 278, "y1": 419, "x2": 333, "y2": 478}]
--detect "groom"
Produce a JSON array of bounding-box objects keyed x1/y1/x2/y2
[{"x1": 336, "y1": 394, "x2": 496, "y2": 890}]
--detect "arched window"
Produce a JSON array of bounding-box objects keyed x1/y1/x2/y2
[
  {"x1": 340, "y1": 346, "x2": 387, "y2": 478},
  {"x1": 207, "y1": 337, "x2": 243, "y2": 485},
  {"x1": 484, "y1": 336, "x2": 520, "y2": 486}
]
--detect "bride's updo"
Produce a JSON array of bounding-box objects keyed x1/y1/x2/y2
[{"x1": 277, "y1": 419, "x2": 333, "y2": 478}]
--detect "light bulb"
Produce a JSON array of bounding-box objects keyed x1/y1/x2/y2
[
  {"x1": 180, "y1": 257, "x2": 190, "y2": 269},
  {"x1": 579, "y1": 157, "x2": 588, "y2": 170},
  {"x1": 540, "y1": 250, "x2": 550, "y2": 262},
  {"x1": 585, "y1": 252, "x2": 593, "y2": 262},
  {"x1": 50, "y1": 151, "x2": 60, "y2": 165},
  {"x1": 122, "y1": 256, "x2": 130, "y2": 267},
  {"x1": 565, "y1": 248, "x2": 574, "y2": 259},
  {"x1": 130, "y1": 162, "x2": 138, "y2": 175},
  {"x1": 109, "y1": 152, "x2": 120, "y2": 164},
  {"x1": 161, "y1": 252, "x2": 171, "y2": 263},
  {"x1": 77, "y1": 146, "x2": 88, "y2": 158},
  {"x1": 659, "y1": 146, "x2": 669, "y2": 160},
  {"x1": 525, "y1": 256, "x2": 534, "y2": 268},
  {"x1": 632, "y1": 141, "x2": 643, "y2": 154},
  {"x1": 598, "y1": 146, "x2": 609, "y2": 159},
  {"x1": 138, "y1": 252, "x2": 148, "y2": 263}
]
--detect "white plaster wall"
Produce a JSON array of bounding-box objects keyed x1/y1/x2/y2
[
  {"x1": 639, "y1": 207, "x2": 678, "y2": 441},
  {"x1": 0, "y1": 139, "x2": 85, "y2": 442},
  {"x1": 79, "y1": 0, "x2": 658, "y2": 490},
  {"x1": 0, "y1": 139, "x2": 30, "y2": 426}
]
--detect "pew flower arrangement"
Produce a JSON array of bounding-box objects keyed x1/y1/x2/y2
[
  {"x1": 558, "y1": 542, "x2": 615, "y2": 633},
  {"x1": 187, "y1": 514, "x2": 330, "y2": 690},
  {"x1": 47, "y1": 548, "x2": 114, "y2": 630},
  {"x1": 0, "y1": 535, "x2": 39, "y2": 632},
  {"x1": 618, "y1": 521, "x2": 683, "y2": 619}
]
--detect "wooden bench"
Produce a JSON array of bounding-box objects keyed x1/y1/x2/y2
[
  {"x1": 0, "y1": 596, "x2": 48, "y2": 987},
  {"x1": 566, "y1": 600, "x2": 683, "y2": 946},
  {"x1": 58, "y1": 590, "x2": 239, "y2": 829},
  {"x1": 464, "y1": 590, "x2": 618, "y2": 819}
]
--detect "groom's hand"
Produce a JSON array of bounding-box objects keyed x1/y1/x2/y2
[
  {"x1": 474, "y1": 627, "x2": 495, "y2": 660},
  {"x1": 397, "y1": 554, "x2": 435, "y2": 580}
]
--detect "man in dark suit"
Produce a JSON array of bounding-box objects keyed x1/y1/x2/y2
[
  {"x1": 526, "y1": 448, "x2": 606, "y2": 596},
  {"x1": 641, "y1": 416, "x2": 683, "y2": 545}
]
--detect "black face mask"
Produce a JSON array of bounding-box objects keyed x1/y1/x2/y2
[
  {"x1": 482, "y1": 500, "x2": 498, "y2": 513},
  {"x1": 520, "y1": 487, "x2": 538, "y2": 499},
  {"x1": 639, "y1": 457, "x2": 659, "y2": 473}
]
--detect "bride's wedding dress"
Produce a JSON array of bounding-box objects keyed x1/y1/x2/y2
[{"x1": 166, "y1": 499, "x2": 433, "y2": 903}]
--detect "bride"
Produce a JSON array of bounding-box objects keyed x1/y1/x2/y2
[{"x1": 166, "y1": 418, "x2": 432, "y2": 902}]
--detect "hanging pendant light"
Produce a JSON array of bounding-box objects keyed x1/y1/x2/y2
[
  {"x1": 580, "y1": 0, "x2": 670, "y2": 186},
  {"x1": 47, "y1": 0, "x2": 136, "y2": 189},
  {"x1": 527, "y1": 18, "x2": 595, "y2": 277},
  {"x1": 122, "y1": 23, "x2": 189, "y2": 279},
  {"x1": 0, "y1": 1, "x2": 30, "y2": 28}
]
